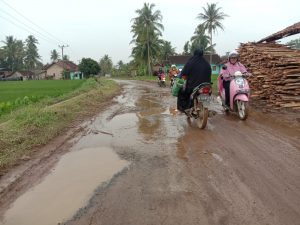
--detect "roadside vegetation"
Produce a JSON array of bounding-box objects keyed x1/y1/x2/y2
[{"x1": 0, "y1": 78, "x2": 119, "y2": 171}]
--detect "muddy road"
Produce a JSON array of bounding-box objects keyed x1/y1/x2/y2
[{"x1": 0, "y1": 80, "x2": 299, "y2": 225}]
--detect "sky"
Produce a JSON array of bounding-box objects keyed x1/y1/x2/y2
[{"x1": 0, "y1": 0, "x2": 299, "y2": 65}]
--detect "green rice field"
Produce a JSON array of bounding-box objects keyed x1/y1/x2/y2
[
  {"x1": 0, "y1": 80, "x2": 86, "y2": 102},
  {"x1": 0, "y1": 80, "x2": 87, "y2": 114}
]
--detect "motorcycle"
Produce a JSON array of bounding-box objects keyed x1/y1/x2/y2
[
  {"x1": 170, "y1": 74, "x2": 178, "y2": 88},
  {"x1": 217, "y1": 69, "x2": 251, "y2": 120},
  {"x1": 186, "y1": 82, "x2": 212, "y2": 129},
  {"x1": 158, "y1": 73, "x2": 166, "y2": 87}
]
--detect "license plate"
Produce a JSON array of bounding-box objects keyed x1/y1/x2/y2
[{"x1": 199, "y1": 95, "x2": 211, "y2": 102}]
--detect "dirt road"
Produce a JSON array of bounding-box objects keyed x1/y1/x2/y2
[{"x1": 0, "y1": 80, "x2": 299, "y2": 225}]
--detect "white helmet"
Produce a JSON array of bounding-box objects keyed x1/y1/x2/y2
[
  {"x1": 234, "y1": 71, "x2": 243, "y2": 76},
  {"x1": 171, "y1": 64, "x2": 176, "y2": 68},
  {"x1": 228, "y1": 50, "x2": 239, "y2": 59}
]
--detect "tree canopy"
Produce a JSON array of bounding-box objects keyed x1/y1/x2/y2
[
  {"x1": 78, "y1": 58, "x2": 100, "y2": 77},
  {"x1": 131, "y1": 3, "x2": 164, "y2": 75},
  {"x1": 197, "y1": 2, "x2": 228, "y2": 63},
  {"x1": 99, "y1": 54, "x2": 113, "y2": 76}
]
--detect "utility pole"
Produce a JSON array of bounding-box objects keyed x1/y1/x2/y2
[
  {"x1": 58, "y1": 44, "x2": 69, "y2": 60},
  {"x1": 58, "y1": 44, "x2": 69, "y2": 79}
]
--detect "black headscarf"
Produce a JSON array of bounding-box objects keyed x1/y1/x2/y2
[{"x1": 181, "y1": 48, "x2": 211, "y2": 93}]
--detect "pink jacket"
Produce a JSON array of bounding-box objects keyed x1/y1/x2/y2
[{"x1": 220, "y1": 61, "x2": 247, "y2": 81}]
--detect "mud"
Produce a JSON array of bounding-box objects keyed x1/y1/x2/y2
[{"x1": 0, "y1": 80, "x2": 299, "y2": 225}]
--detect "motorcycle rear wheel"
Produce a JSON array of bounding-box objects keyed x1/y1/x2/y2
[{"x1": 194, "y1": 98, "x2": 208, "y2": 129}]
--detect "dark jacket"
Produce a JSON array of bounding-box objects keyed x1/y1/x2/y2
[
  {"x1": 177, "y1": 49, "x2": 212, "y2": 112},
  {"x1": 181, "y1": 50, "x2": 212, "y2": 94}
]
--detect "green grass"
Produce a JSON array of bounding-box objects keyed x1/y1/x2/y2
[
  {"x1": 0, "y1": 80, "x2": 87, "y2": 115},
  {"x1": 0, "y1": 78, "x2": 120, "y2": 170},
  {"x1": 211, "y1": 74, "x2": 218, "y2": 94},
  {"x1": 0, "y1": 80, "x2": 85, "y2": 102}
]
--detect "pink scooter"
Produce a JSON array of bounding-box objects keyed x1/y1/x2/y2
[{"x1": 217, "y1": 70, "x2": 251, "y2": 120}]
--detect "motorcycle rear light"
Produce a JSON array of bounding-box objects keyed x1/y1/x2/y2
[{"x1": 202, "y1": 87, "x2": 210, "y2": 94}]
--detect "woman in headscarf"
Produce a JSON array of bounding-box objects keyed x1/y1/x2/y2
[{"x1": 177, "y1": 48, "x2": 211, "y2": 112}]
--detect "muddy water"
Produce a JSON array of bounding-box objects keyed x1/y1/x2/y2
[{"x1": 1, "y1": 147, "x2": 128, "y2": 225}]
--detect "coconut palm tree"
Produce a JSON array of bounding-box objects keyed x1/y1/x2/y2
[
  {"x1": 160, "y1": 40, "x2": 176, "y2": 61},
  {"x1": 24, "y1": 35, "x2": 40, "y2": 70},
  {"x1": 50, "y1": 49, "x2": 60, "y2": 62},
  {"x1": 131, "y1": 3, "x2": 164, "y2": 75},
  {"x1": 1, "y1": 36, "x2": 25, "y2": 71},
  {"x1": 190, "y1": 23, "x2": 214, "y2": 54},
  {"x1": 197, "y1": 3, "x2": 228, "y2": 64},
  {"x1": 183, "y1": 41, "x2": 190, "y2": 55},
  {"x1": 99, "y1": 54, "x2": 113, "y2": 76}
]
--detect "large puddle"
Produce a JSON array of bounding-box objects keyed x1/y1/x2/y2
[
  {"x1": 0, "y1": 81, "x2": 180, "y2": 225},
  {"x1": 1, "y1": 147, "x2": 128, "y2": 225}
]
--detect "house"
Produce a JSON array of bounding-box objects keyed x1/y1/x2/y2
[
  {"x1": 44, "y1": 60, "x2": 79, "y2": 79},
  {"x1": 34, "y1": 70, "x2": 47, "y2": 80},
  {"x1": 167, "y1": 54, "x2": 222, "y2": 75},
  {"x1": 8, "y1": 71, "x2": 35, "y2": 80},
  {"x1": 70, "y1": 71, "x2": 84, "y2": 80},
  {"x1": 0, "y1": 69, "x2": 12, "y2": 80}
]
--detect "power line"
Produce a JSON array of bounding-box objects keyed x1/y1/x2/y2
[
  {"x1": 0, "y1": 0, "x2": 67, "y2": 45},
  {"x1": 0, "y1": 8, "x2": 60, "y2": 45},
  {"x1": 0, "y1": 15, "x2": 58, "y2": 46}
]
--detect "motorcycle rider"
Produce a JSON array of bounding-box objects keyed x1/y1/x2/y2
[
  {"x1": 177, "y1": 48, "x2": 211, "y2": 113},
  {"x1": 157, "y1": 67, "x2": 164, "y2": 80},
  {"x1": 169, "y1": 64, "x2": 179, "y2": 84},
  {"x1": 220, "y1": 50, "x2": 247, "y2": 109}
]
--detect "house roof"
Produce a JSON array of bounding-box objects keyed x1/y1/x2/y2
[
  {"x1": 45, "y1": 60, "x2": 78, "y2": 71},
  {"x1": 9, "y1": 71, "x2": 35, "y2": 77},
  {"x1": 168, "y1": 54, "x2": 221, "y2": 65},
  {"x1": 257, "y1": 22, "x2": 300, "y2": 43},
  {"x1": 0, "y1": 70, "x2": 12, "y2": 77}
]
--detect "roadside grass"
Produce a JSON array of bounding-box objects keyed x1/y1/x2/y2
[{"x1": 0, "y1": 78, "x2": 119, "y2": 170}]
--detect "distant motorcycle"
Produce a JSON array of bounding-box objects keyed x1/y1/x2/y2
[
  {"x1": 186, "y1": 82, "x2": 212, "y2": 129},
  {"x1": 158, "y1": 73, "x2": 166, "y2": 87},
  {"x1": 218, "y1": 69, "x2": 251, "y2": 120}
]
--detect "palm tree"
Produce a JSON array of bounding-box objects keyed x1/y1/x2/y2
[
  {"x1": 1, "y1": 36, "x2": 25, "y2": 71},
  {"x1": 99, "y1": 54, "x2": 113, "y2": 76},
  {"x1": 197, "y1": 3, "x2": 228, "y2": 64},
  {"x1": 24, "y1": 35, "x2": 40, "y2": 70},
  {"x1": 62, "y1": 55, "x2": 69, "y2": 61},
  {"x1": 131, "y1": 3, "x2": 164, "y2": 75},
  {"x1": 50, "y1": 49, "x2": 60, "y2": 62},
  {"x1": 160, "y1": 40, "x2": 176, "y2": 61},
  {"x1": 183, "y1": 41, "x2": 190, "y2": 55},
  {"x1": 190, "y1": 24, "x2": 214, "y2": 54}
]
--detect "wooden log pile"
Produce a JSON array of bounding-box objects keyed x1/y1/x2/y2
[{"x1": 239, "y1": 42, "x2": 300, "y2": 110}]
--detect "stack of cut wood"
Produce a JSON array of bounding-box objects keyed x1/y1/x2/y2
[{"x1": 239, "y1": 42, "x2": 300, "y2": 110}]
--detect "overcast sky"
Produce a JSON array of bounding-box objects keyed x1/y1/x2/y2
[{"x1": 0, "y1": 0, "x2": 299, "y2": 65}]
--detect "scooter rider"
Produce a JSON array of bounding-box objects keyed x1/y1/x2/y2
[{"x1": 220, "y1": 50, "x2": 247, "y2": 108}]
